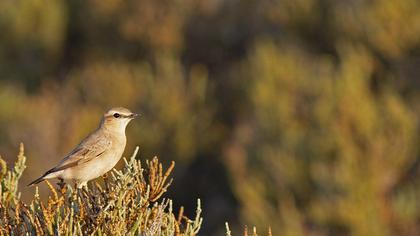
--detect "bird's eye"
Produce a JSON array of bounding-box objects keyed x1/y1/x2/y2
[{"x1": 113, "y1": 113, "x2": 121, "y2": 118}]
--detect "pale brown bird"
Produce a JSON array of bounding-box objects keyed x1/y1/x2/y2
[{"x1": 28, "y1": 107, "x2": 139, "y2": 188}]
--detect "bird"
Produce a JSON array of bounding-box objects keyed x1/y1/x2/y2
[{"x1": 28, "y1": 107, "x2": 139, "y2": 188}]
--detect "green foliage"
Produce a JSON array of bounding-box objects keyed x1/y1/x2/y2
[
  {"x1": 0, "y1": 145, "x2": 202, "y2": 235},
  {"x1": 224, "y1": 40, "x2": 417, "y2": 235}
]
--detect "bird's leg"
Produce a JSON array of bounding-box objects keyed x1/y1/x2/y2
[
  {"x1": 76, "y1": 186, "x2": 83, "y2": 203},
  {"x1": 76, "y1": 181, "x2": 87, "y2": 189},
  {"x1": 74, "y1": 181, "x2": 85, "y2": 202},
  {"x1": 56, "y1": 178, "x2": 67, "y2": 196},
  {"x1": 82, "y1": 184, "x2": 96, "y2": 204},
  {"x1": 57, "y1": 178, "x2": 65, "y2": 189},
  {"x1": 76, "y1": 181, "x2": 94, "y2": 202},
  {"x1": 82, "y1": 184, "x2": 89, "y2": 196}
]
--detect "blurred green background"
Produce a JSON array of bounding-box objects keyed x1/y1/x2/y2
[{"x1": 1, "y1": 0, "x2": 420, "y2": 235}]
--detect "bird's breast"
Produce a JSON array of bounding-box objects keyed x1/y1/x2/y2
[{"x1": 108, "y1": 134, "x2": 126, "y2": 162}]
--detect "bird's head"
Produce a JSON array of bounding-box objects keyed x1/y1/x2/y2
[{"x1": 101, "y1": 107, "x2": 139, "y2": 133}]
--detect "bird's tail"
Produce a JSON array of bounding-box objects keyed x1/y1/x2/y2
[{"x1": 27, "y1": 176, "x2": 46, "y2": 186}]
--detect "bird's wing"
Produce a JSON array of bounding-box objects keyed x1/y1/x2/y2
[{"x1": 48, "y1": 133, "x2": 112, "y2": 173}]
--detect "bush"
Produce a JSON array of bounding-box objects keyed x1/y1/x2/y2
[{"x1": 0, "y1": 144, "x2": 202, "y2": 235}]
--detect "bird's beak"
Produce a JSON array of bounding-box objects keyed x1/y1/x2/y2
[{"x1": 129, "y1": 113, "x2": 140, "y2": 119}]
